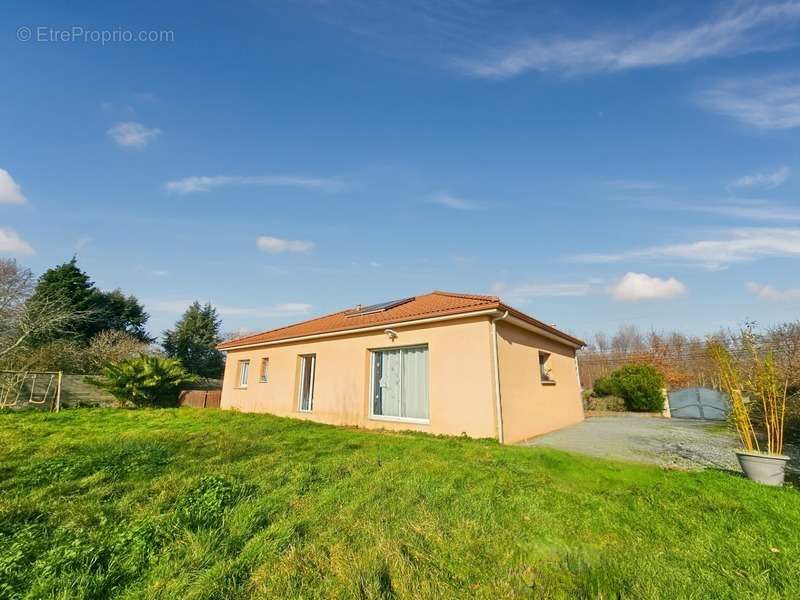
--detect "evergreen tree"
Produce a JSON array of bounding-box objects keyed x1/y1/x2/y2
[
  {"x1": 28, "y1": 257, "x2": 151, "y2": 344},
  {"x1": 162, "y1": 302, "x2": 225, "y2": 378}
]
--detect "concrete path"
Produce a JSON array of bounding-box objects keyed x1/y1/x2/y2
[{"x1": 522, "y1": 415, "x2": 742, "y2": 471}]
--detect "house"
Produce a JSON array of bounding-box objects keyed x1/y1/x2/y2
[{"x1": 218, "y1": 291, "x2": 585, "y2": 443}]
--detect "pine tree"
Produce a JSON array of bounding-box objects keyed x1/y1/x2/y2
[
  {"x1": 28, "y1": 257, "x2": 151, "y2": 344},
  {"x1": 162, "y1": 302, "x2": 225, "y2": 378}
]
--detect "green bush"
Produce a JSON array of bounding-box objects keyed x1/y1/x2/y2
[
  {"x1": 90, "y1": 355, "x2": 196, "y2": 407},
  {"x1": 584, "y1": 395, "x2": 626, "y2": 412},
  {"x1": 606, "y1": 364, "x2": 665, "y2": 412},
  {"x1": 592, "y1": 376, "x2": 618, "y2": 398}
]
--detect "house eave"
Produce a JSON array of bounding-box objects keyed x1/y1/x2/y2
[{"x1": 217, "y1": 308, "x2": 500, "y2": 351}]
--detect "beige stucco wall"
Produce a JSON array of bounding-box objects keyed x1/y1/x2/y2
[
  {"x1": 220, "y1": 316, "x2": 499, "y2": 439},
  {"x1": 496, "y1": 321, "x2": 584, "y2": 443}
]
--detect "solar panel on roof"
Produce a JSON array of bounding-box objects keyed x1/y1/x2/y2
[{"x1": 345, "y1": 297, "x2": 414, "y2": 317}]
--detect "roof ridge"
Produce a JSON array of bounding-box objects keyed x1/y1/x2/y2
[{"x1": 431, "y1": 290, "x2": 499, "y2": 302}]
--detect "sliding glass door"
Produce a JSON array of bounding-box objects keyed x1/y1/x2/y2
[{"x1": 371, "y1": 345, "x2": 428, "y2": 422}]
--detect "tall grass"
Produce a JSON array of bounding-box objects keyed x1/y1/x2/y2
[{"x1": 1, "y1": 409, "x2": 799, "y2": 598}]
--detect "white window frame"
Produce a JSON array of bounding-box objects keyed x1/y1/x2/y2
[
  {"x1": 237, "y1": 359, "x2": 250, "y2": 388},
  {"x1": 259, "y1": 357, "x2": 269, "y2": 383},
  {"x1": 297, "y1": 354, "x2": 315, "y2": 412},
  {"x1": 539, "y1": 351, "x2": 555, "y2": 384},
  {"x1": 368, "y1": 344, "x2": 430, "y2": 425}
]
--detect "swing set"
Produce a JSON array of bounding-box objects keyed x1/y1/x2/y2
[{"x1": 0, "y1": 370, "x2": 63, "y2": 411}]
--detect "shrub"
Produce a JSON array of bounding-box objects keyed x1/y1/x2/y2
[
  {"x1": 592, "y1": 376, "x2": 618, "y2": 398},
  {"x1": 90, "y1": 355, "x2": 195, "y2": 407},
  {"x1": 584, "y1": 395, "x2": 626, "y2": 412},
  {"x1": 21, "y1": 330, "x2": 152, "y2": 375},
  {"x1": 607, "y1": 364, "x2": 665, "y2": 412}
]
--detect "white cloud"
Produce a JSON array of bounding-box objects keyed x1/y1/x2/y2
[
  {"x1": 570, "y1": 228, "x2": 800, "y2": 269},
  {"x1": 0, "y1": 169, "x2": 27, "y2": 205},
  {"x1": 74, "y1": 236, "x2": 92, "y2": 252},
  {"x1": 429, "y1": 192, "x2": 484, "y2": 210},
  {"x1": 0, "y1": 228, "x2": 34, "y2": 255},
  {"x1": 603, "y1": 179, "x2": 660, "y2": 191},
  {"x1": 165, "y1": 174, "x2": 348, "y2": 194},
  {"x1": 495, "y1": 281, "x2": 595, "y2": 302},
  {"x1": 147, "y1": 299, "x2": 312, "y2": 318},
  {"x1": 216, "y1": 303, "x2": 313, "y2": 318},
  {"x1": 449, "y1": 2, "x2": 800, "y2": 78},
  {"x1": 730, "y1": 166, "x2": 790, "y2": 189},
  {"x1": 747, "y1": 281, "x2": 800, "y2": 301},
  {"x1": 612, "y1": 272, "x2": 686, "y2": 302},
  {"x1": 256, "y1": 236, "x2": 315, "y2": 254},
  {"x1": 107, "y1": 121, "x2": 161, "y2": 148},
  {"x1": 699, "y1": 71, "x2": 800, "y2": 129},
  {"x1": 692, "y1": 199, "x2": 800, "y2": 221}
]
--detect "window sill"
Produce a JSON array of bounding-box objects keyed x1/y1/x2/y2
[
  {"x1": 235, "y1": 386, "x2": 248, "y2": 390},
  {"x1": 259, "y1": 379, "x2": 268, "y2": 384},
  {"x1": 369, "y1": 414, "x2": 430, "y2": 425},
  {"x1": 541, "y1": 380, "x2": 557, "y2": 386}
]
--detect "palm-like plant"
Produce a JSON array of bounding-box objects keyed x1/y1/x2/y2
[{"x1": 92, "y1": 355, "x2": 196, "y2": 407}]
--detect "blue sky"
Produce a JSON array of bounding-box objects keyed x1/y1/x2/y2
[{"x1": 2, "y1": 1, "x2": 800, "y2": 341}]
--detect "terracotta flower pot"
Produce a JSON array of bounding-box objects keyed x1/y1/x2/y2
[{"x1": 735, "y1": 450, "x2": 790, "y2": 486}]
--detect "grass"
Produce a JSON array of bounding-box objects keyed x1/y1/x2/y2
[{"x1": 1, "y1": 409, "x2": 799, "y2": 599}]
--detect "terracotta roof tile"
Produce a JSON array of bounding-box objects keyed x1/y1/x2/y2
[{"x1": 218, "y1": 291, "x2": 583, "y2": 349}]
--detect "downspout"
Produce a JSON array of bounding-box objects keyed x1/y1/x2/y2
[
  {"x1": 575, "y1": 353, "x2": 584, "y2": 415},
  {"x1": 491, "y1": 310, "x2": 509, "y2": 444}
]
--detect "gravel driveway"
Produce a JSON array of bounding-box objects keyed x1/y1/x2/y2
[{"x1": 523, "y1": 415, "x2": 798, "y2": 473}]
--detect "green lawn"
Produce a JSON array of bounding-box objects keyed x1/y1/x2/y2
[{"x1": 1, "y1": 409, "x2": 798, "y2": 599}]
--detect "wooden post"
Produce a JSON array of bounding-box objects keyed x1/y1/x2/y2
[{"x1": 54, "y1": 371, "x2": 63, "y2": 413}]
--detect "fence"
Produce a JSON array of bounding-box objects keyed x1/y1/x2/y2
[{"x1": 178, "y1": 389, "x2": 221, "y2": 409}]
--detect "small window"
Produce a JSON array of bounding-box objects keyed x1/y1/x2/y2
[
  {"x1": 237, "y1": 360, "x2": 250, "y2": 388},
  {"x1": 259, "y1": 357, "x2": 269, "y2": 383},
  {"x1": 298, "y1": 355, "x2": 315, "y2": 412},
  {"x1": 539, "y1": 352, "x2": 554, "y2": 383}
]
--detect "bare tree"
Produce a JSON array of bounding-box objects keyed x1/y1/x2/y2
[
  {"x1": 611, "y1": 324, "x2": 645, "y2": 354},
  {"x1": 594, "y1": 331, "x2": 609, "y2": 352},
  {"x1": 0, "y1": 259, "x2": 33, "y2": 322},
  {"x1": 0, "y1": 259, "x2": 84, "y2": 367}
]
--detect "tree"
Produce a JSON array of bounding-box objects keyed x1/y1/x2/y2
[
  {"x1": 162, "y1": 302, "x2": 225, "y2": 378},
  {"x1": 94, "y1": 289, "x2": 150, "y2": 342},
  {"x1": 28, "y1": 257, "x2": 150, "y2": 344},
  {"x1": 0, "y1": 259, "x2": 83, "y2": 368}
]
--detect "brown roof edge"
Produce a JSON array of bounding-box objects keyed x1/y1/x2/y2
[
  {"x1": 498, "y1": 302, "x2": 586, "y2": 348},
  {"x1": 218, "y1": 309, "x2": 350, "y2": 349},
  {"x1": 217, "y1": 303, "x2": 499, "y2": 350},
  {"x1": 218, "y1": 305, "x2": 583, "y2": 351}
]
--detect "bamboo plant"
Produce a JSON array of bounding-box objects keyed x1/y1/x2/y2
[
  {"x1": 745, "y1": 342, "x2": 787, "y2": 456},
  {"x1": 707, "y1": 341, "x2": 759, "y2": 452},
  {"x1": 708, "y1": 333, "x2": 787, "y2": 456}
]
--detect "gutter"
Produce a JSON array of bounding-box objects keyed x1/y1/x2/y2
[{"x1": 491, "y1": 310, "x2": 509, "y2": 444}]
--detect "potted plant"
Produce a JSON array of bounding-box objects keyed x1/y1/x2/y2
[{"x1": 708, "y1": 333, "x2": 789, "y2": 486}]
